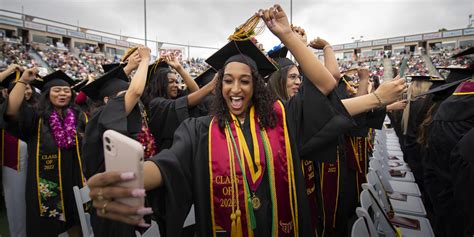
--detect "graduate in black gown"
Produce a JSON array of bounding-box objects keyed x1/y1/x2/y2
[
  {"x1": 142, "y1": 56, "x2": 216, "y2": 150},
  {"x1": 424, "y1": 79, "x2": 474, "y2": 237},
  {"x1": 1, "y1": 68, "x2": 87, "y2": 237},
  {"x1": 450, "y1": 127, "x2": 474, "y2": 236},
  {"x1": 81, "y1": 46, "x2": 155, "y2": 237},
  {"x1": 86, "y1": 6, "x2": 408, "y2": 237},
  {"x1": 86, "y1": 5, "x2": 346, "y2": 236}
]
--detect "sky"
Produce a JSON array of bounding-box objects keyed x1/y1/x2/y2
[{"x1": 1, "y1": 0, "x2": 472, "y2": 58}]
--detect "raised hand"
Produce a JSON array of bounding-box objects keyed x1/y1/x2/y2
[
  {"x1": 387, "y1": 100, "x2": 408, "y2": 111},
  {"x1": 258, "y1": 4, "x2": 292, "y2": 38},
  {"x1": 127, "y1": 51, "x2": 142, "y2": 71},
  {"x1": 357, "y1": 68, "x2": 370, "y2": 80},
  {"x1": 136, "y1": 45, "x2": 151, "y2": 61},
  {"x1": 7, "y1": 63, "x2": 23, "y2": 73},
  {"x1": 292, "y1": 25, "x2": 307, "y2": 44},
  {"x1": 19, "y1": 67, "x2": 39, "y2": 83},
  {"x1": 309, "y1": 37, "x2": 330, "y2": 50},
  {"x1": 373, "y1": 76, "x2": 407, "y2": 105},
  {"x1": 165, "y1": 53, "x2": 182, "y2": 70}
]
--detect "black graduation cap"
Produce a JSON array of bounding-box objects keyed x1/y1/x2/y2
[
  {"x1": 194, "y1": 68, "x2": 217, "y2": 88},
  {"x1": 416, "y1": 79, "x2": 466, "y2": 99},
  {"x1": 147, "y1": 59, "x2": 170, "y2": 81},
  {"x1": 406, "y1": 75, "x2": 443, "y2": 82},
  {"x1": 71, "y1": 79, "x2": 89, "y2": 93},
  {"x1": 268, "y1": 45, "x2": 289, "y2": 59},
  {"x1": 206, "y1": 40, "x2": 278, "y2": 78},
  {"x1": 0, "y1": 71, "x2": 22, "y2": 89},
  {"x1": 436, "y1": 66, "x2": 474, "y2": 83},
  {"x1": 81, "y1": 65, "x2": 129, "y2": 101},
  {"x1": 31, "y1": 70, "x2": 75, "y2": 92},
  {"x1": 102, "y1": 63, "x2": 128, "y2": 73},
  {"x1": 451, "y1": 47, "x2": 474, "y2": 58}
]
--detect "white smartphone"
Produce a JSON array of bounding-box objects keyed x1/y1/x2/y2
[{"x1": 103, "y1": 130, "x2": 144, "y2": 208}]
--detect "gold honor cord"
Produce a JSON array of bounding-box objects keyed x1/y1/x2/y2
[{"x1": 228, "y1": 15, "x2": 266, "y2": 41}]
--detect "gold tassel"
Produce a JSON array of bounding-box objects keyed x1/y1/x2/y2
[
  {"x1": 121, "y1": 47, "x2": 138, "y2": 62},
  {"x1": 235, "y1": 209, "x2": 243, "y2": 237},
  {"x1": 228, "y1": 14, "x2": 265, "y2": 41},
  {"x1": 230, "y1": 212, "x2": 237, "y2": 237}
]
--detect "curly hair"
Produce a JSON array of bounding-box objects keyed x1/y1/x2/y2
[{"x1": 211, "y1": 63, "x2": 277, "y2": 130}]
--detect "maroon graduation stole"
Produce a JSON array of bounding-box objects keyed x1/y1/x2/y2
[
  {"x1": 1, "y1": 129, "x2": 21, "y2": 171},
  {"x1": 301, "y1": 160, "x2": 319, "y2": 235},
  {"x1": 209, "y1": 101, "x2": 298, "y2": 237},
  {"x1": 345, "y1": 136, "x2": 368, "y2": 201},
  {"x1": 453, "y1": 80, "x2": 474, "y2": 95},
  {"x1": 37, "y1": 115, "x2": 86, "y2": 221},
  {"x1": 318, "y1": 150, "x2": 340, "y2": 236}
]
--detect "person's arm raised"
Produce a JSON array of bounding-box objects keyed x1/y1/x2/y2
[
  {"x1": 166, "y1": 54, "x2": 199, "y2": 93},
  {"x1": 124, "y1": 46, "x2": 150, "y2": 115},
  {"x1": 186, "y1": 73, "x2": 217, "y2": 107},
  {"x1": 342, "y1": 76, "x2": 407, "y2": 116},
  {"x1": 0, "y1": 64, "x2": 22, "y2": 82},
  {"x1": 259, "y1": 5, "x2": 337, "y2": 95},
  {"x1": 309, "y1": 37, "x2": 341, "y2": 81},
  {"x1": 356, "y1": 68, "x2": 370, "y2": 96},
  {"x1": 6, "y1": 67, "x2": 38, "y2": 121},
  {"x1": 122, "y1": 51, "x2": 141, "y2": 76}
]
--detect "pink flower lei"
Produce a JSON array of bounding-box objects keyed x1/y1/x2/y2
[{"x1": 49, "y1": 108, "x2": 77, "y2": 149}]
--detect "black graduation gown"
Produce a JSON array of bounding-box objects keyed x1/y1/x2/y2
[
  {"x1": 1, "y1": 101, "x2": 85, "y2": 237},
  {"x1": 147, "y1": 78, "x2": 344, "y2": 236},
  {"x1": 403, "y1": 99, "x2": 425, "y2": 189},
  {"x1": 82, "y1": 95, "x2": 142, "y2": 237},
  {"x1": 424, "y1": 94, "x2": 474, "y2": 237},
  {"x1": 450, "y1": 127, "x2": 474, "y2": 237},
  {"x1": 148, "y1": 96, "x2": 191, "y2": 150}
]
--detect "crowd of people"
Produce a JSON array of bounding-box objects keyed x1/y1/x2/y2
[
  {"x1": 429, "y1": 46, "x2": 473, "y2": 68},
  {"x1": 0, "y1": 5, "x2": 473, "y2": 237},
  {"x1": 0, "y1": 41, "x2": 39, "y2": 71}
]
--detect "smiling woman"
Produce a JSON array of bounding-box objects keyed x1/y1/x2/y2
[
  {"x1": 85, "y1": 5, "x2": 354, "y2": 237},
  {"x1": 2, "y1": 69, "x2": 88, "y2": 237}
]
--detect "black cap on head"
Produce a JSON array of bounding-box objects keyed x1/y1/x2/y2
[
  {"x1": 194, "y1": 68, "x2": 217, "y2": 88},
  {"x1": 406, "y1": 75, "x2": 443, "y2": 82},
  {"x1": 147, "y1": 59, "x2": 170, "y2": 81},
  {"x1": 71, "y1": 79, "x2": 89, "y2": 93},
  {"x1": 451, "y1": 47, "x2": 474, "y2": 58},
  {"x1": 81, "y1": 65, "x2": 129, "y2": 101},
  {"x1": 206, "y1": 40, "x2": 277, "y2": 78},
  {"x1": 416, "y1": 79, "x2": 466, "y2": 100},
  {"x1": 102, "y1": 63, "x2": 128, "y2": 73},
  {"x1": 436, "y1": 66, "x2": 474, "y2": 83},
  {"x1": 1, "y1": 71, "x2": 22, "y2": 89},
  {"x1": 32, "y1": 70, "x2": 75, "y2": 92},
  {"x1": 268, "y1": 45, "x2": 289, "y2": 59}
]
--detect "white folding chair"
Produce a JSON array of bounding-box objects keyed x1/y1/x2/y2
[
  {"x1": 73, "y1": 185, "x2": 94, "y2": 237},
  {"x1": 354, "y1": 208, "x2": 379, "y2": 237},
  {"x1": 362, "y1": 182, "x2": 427, "y2": 217},
  {"x1": 351, "y1": 216, "x2": 372, "y2": 237},
  {"x1": 370, "y1": 159, "x2": 415, "y2": 183},
  {"x1": 359, "y1": 189, "x2": 434, "y2": 237},
  {"x1": 135, "y1": 220, "x2": 160, "y2": 237}
]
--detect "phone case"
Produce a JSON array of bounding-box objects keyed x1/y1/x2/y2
[{"x1": 103, "y1": 130, "x2": 144, "y2": 207}]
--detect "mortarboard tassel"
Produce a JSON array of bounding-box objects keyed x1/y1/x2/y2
[
  {"x1": 228, "y1": 14, "x2": 265, "y2": 41},
  {"x1": 121, "y1": 47, "x2": 138, "y2": 62}
]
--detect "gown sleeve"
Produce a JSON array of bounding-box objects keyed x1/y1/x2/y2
[
  {"x1": 450, "y1": 128, "x2": 474, "y2": 235},
  {"x1": 285, "y1": 78, "x2": 355, "y2": 163},
  {"x1": 147, "y1": 117, "x2": 200, "y2": 236},
  {"x1": 148, "y1": 96, "x2": 190, "y2": 149},
  {"x1": 1, "y1": 98, "x2": 37, "y2": 141}
]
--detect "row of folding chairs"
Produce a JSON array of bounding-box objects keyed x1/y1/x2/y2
[{"x1": 351, "y1": 123, "x2": 434, "y2": 237}]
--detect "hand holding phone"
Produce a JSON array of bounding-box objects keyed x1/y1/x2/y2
[{"x1": 103, "y1": 130, "x2": 144, "y2": 208}]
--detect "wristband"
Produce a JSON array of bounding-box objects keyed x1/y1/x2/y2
[
  {"x1": 372, "y1": 92, "x2": 384, "y2": 107},
  {"x1": 16, "y1": 80, "x2": 28, "y2": 86}
]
